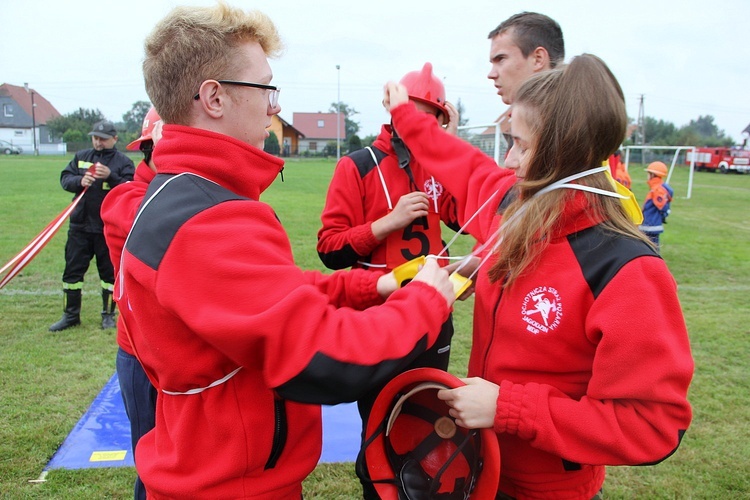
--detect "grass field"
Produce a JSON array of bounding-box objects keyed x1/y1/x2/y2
[{"x1": 1, "y1": 155, "x2": 748, "y2": 498}]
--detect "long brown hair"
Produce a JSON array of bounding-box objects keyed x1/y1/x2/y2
[{"x1": 488, "y1": 54, "x2": 651, "y2": 286}]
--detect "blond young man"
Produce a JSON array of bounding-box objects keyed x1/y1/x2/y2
[{"x1": 114, "y1": 3, "x2": 455, "y2": 498}]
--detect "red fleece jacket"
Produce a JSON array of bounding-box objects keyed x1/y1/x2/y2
[
  {"x1": 391, "y1": 103, "x2": 694, "y2": 500},
  {"x1": 317, "y1": 124, "x2": 459, "y2": 271},
  {"x1": 118, "y1": 125, "x2": 450, "y2": 499},
  {"x1": 101, "y1": 161, "x2": 155, "y2": 355}
]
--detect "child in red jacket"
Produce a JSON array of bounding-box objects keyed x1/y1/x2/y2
[{"x1": 317, "y1": 63, "x2": 462, "y2": 499}]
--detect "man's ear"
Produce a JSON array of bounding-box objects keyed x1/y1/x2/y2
[
  {"x1": 195, "y1": 80, "x2": 225, "y2": 119},
  {"x1": 531, "y1": 46, "x2": 552, "y2": 71}
]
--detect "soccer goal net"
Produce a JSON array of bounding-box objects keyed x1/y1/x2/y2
[
  {"x1": 623, "y1": 145, "x2": 697, "y2": 199},
  {"x1": 457, "y1": 122, "x2": 507, "y2": 165}
]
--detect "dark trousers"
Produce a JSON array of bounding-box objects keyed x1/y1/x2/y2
[
  {"x1": 62, "y1": 229, "x2": 114, "y2": 285},
  {"x1": 643, "y1": 231, "x2": 661, "y2": 253},
  {"x1": 117, "y1": 347, "x2": 157, "y2": 500},
  {"x1": 357, "y1": 316, "x2": 454, "y2": 499}
]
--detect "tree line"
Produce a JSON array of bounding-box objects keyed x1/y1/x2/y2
[
  {"x1": 47, "y1": 100, "x2": 738, "y2": 155},
  {"x1": 631, "y1": 115, "x2": 736, "y2": 148}
]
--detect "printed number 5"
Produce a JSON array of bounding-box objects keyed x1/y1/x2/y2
[{"x1": 401, "y1": 217, "x2": 430, "y2": 261}]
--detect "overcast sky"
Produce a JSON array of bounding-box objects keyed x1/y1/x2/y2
[{"x1": 3, "y1": 0, "x2": 749, "y2": 141}]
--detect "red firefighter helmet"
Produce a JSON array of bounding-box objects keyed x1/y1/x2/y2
[
  {"x1": 645, "y1": 161, "x2": 668, "y2": 178},
  {"x1": 399, "y1": 62, "x2": 448, "y2": 118},
  {"x1": 127, "y1": 106, "x2": 162, "y2": 151},
  {"x1": 364, "y1": 368, "x2": 500, "y2": 499}
]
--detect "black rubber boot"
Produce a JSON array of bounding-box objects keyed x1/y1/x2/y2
[
  {"x1": 49, "y1": 289, "x2": 82, "y2": 332},
  {"x1": 101, "y1": 289, "x2": 116, "y2": 329}
]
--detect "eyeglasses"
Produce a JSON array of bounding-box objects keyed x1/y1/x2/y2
[{"x1": 193, "y1": 80, "x2": 280, "y2": 109}]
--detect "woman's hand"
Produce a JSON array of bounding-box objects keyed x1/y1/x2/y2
[{"x1": 437, "y1": 377, "x2": 499, "y2": 429}]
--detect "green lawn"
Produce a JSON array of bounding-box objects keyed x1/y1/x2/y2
[{"x1": 0, "y1": 155, "x2": 748, "y2": 498}]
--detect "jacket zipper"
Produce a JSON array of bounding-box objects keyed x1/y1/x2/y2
[{"x1": 264, "y1": 396, "x2": 288, "y2": 470}]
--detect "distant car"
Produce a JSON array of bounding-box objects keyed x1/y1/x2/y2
[{"x1": 0, "y1": 140, "x2": 23, "y2": 155}]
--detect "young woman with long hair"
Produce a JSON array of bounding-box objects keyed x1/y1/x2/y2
[{"x1": 383, "y1": 54, "x2": 693, "y2": 499}]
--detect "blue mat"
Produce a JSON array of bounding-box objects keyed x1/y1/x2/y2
[{"x1": 44, "y1": 373, "x2": 362, "y2": 472}]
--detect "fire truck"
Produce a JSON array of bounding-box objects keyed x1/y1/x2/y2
[{"x1": 686, "y1": 147, "x2": 750, "y2": 173}]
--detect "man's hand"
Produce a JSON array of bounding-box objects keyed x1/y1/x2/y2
[
  {"x1": 93, "y1": 163, "x2": 111, "y2": 179},
  {"x1": 443, "y1": 101, "x2": 460, "y2": 136},
  {"x1": 410, "y1": 257, "x2": 455, "y2": 308},
  {"x1": 383, "y1": 82, "x2": 410, "y2": 112},
  {"x1": 371, "y1": 192, "x2": 429, "y2": 240},
  {"x1": 81, "y1": 171, "x2": 96, "y2": 188}
]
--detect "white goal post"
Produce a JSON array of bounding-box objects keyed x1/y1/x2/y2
[
  {"x1": 623, "y1": 146, "x2": 696, "y2": 199},
  {"x1": 457, "y1": 122, "x2": 506, "y2": 165}
]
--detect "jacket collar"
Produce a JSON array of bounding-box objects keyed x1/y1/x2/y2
[{"x1": 153, "y1": 125, "x2": 285, "y2": 200}]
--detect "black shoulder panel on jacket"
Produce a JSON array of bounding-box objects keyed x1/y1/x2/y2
[
  {"x1": 348, "y1": 146, "x2": 388, "y2": 179},
  {"x1": 497, "y1": 186, "x2": 518, "y2": 214},
  {"x1": 568, "y1": 225, "x2": 659, "y2": 299},
  {"x1": 127, "y1": 174, "x2": 249, "y2": 270},
  {"x1": 275, "y1": 335, "x2": 428, "y2": 405}
]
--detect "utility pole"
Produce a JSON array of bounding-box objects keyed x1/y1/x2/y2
[
  {"x1": 336, "y1": 65, "x2": 341, "y2": 161},
  {"x1": 24, "y1": 83, "x2": 38, "y2": 155},
  {"x1": 637, "y1": 94, "x2": 645, "y2": 146}
]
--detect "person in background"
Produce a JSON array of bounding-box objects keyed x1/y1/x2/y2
[
  {"x1": 101, "y1": 106, "x2": 162, "y2": 500},
  {"x1": 453, "y1": 11, "x2": 567, "y2": 289},
  {"x1": 316, "y1": 62, "x2": 461, "y2": 499},
  {"x1": 384, "y1": 53, "x2": 693, "y2": 499},
  {"x1": 611, "y1": 150, "x2": 632, "y2": 188},
  {"x1": 118, "y1": 3, "x2": 455, "y2": 497},
  {"x1": 487, "y1": 12, "x2": 565, "y2": 151},
  {"x1": 49, "y1": 120, "x2": 134, "y2": 332},
  {"x1": 638, "y1": 161, "x2": 673, "y2": 251}
]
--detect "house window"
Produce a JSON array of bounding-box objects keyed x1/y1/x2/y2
[
  {"x1": 3, "y1": 104, "x2": 12, "y2": 117},
  {"x1": 14, "y1": 130, "x2": 23, "y2": 137},
  {"x1": 310, "y1": 142, "x2": 317, "y2": 152},
  {"x1": 317, "y1": 120, "x2": 324, "y2": 128}
]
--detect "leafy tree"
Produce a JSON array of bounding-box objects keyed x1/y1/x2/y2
[
  {"x1": 62, "y1": 129, "x2": 84, "y2": 143},
  {"x1": 329, "y1": 102, "x2": 360, "y2": 139},
  {"x1": 644, "y1": 117, "x2": 678, "y2": 146},
  {"x1": 46, "y1": 108, "x2": 106, "y2": 141},
  {"x1": 264, "y1": 131, "x2": 281, "y2": 155},
  {"x1": 455, "y1": 98, "x2": 469, "y2": 127},
  {"x1": 361, "y1": 134, "x2": 377, "y2": 148},
  {"x1": 122, "y1": 101, "x2": 152, "y2": 133},
  {"x1": 324, "y1": 141, "x2": 338, "y2": 157},
  {"x1": 632, "y1": 114, "x2": 735, "y2": 148},
  {"x1": 347, "y1": 134, "x2": 362, "y2": 153},
  {"x1": 681, "y1": 115, "x2": 733, "y2": 147}
]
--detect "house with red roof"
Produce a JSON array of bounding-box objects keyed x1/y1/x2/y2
[
  {"x1": 0, "y1": 83, "x2": 64, "y2": 154},
  {"x1": 292, "y1": 112, "x2": 345, "y2": 155},
  {"x1": 268, "y1": 115, "x2": 305, "y2": 156}
]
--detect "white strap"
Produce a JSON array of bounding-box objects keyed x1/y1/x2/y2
[
  {"x1": 368, "y1": 147, "x2": 393, "y2": 211},
  {"x1": 437, "y1": 189, "x2": 500, "y2": 258},
  {"x1": 162, "y1": 367, "x2": 243, "y2": 396}
]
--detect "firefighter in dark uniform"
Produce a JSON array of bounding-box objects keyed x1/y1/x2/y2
[{"x1": 49, "y1": 120, "x2": 135, "y2": 331}]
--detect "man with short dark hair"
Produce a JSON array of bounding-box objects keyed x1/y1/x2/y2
[
  {"x1": 49, "y1": 120, "x2": 134, "y2": 332},
  {"x1": 487, "y1": 12, "x2": 565, "y2": 151}
]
